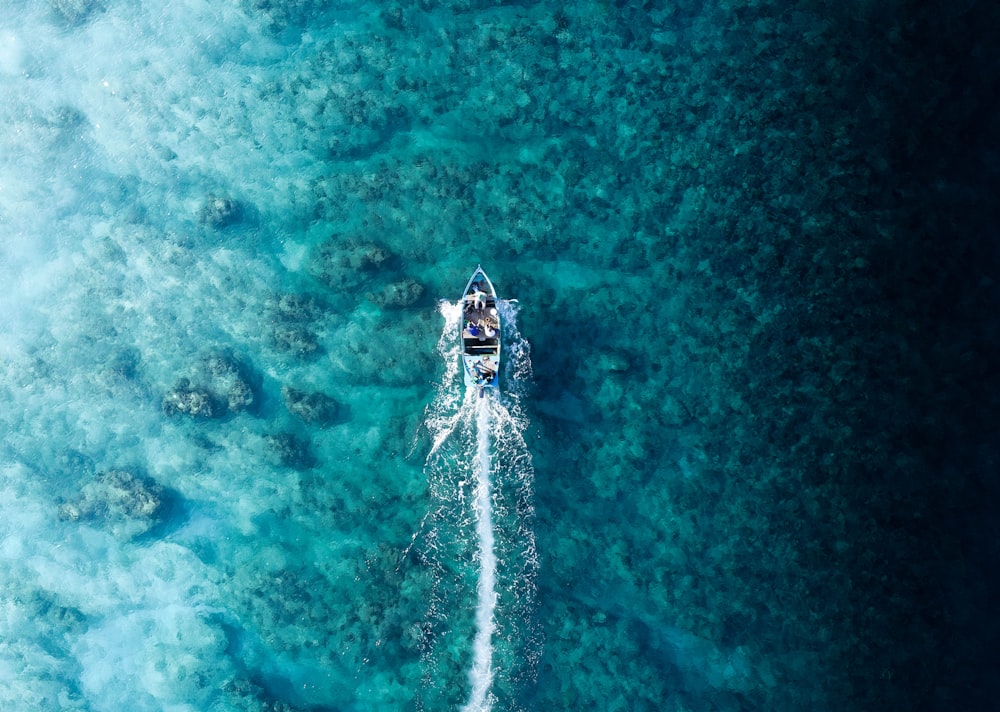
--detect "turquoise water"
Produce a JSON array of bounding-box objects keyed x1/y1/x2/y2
[{"x1": 1, "y1": 1, "x2": 998, "y2": 710}]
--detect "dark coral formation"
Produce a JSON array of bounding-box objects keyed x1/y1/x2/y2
[
  {"x1": 59, "y1": 469, "x2": 168, "y2": 539},
  {"x1": 198, "y1": 194, "x2": 242, "y2": 228},
  {"x1": 369, "y1": 278, "x2": 424, "y2": 308},
  {"x1": 265, "y1": 292, "x2": 325, "y2": 357},
  {"x1": 264, "y1": 432, "x2": 315, "y2": 470},
  {"x1": 273, "y1": 325, "x2": 320, "y2": 356},
  {"x1": 162, "y1": 378, "x2": 221, "y2": 418},
  {"x1": 162, "y1": 352, "x2": 259, "y2": 418},
  {"x1": 307, "y1": 236, "x2": 425, "y2": 312},
  {"x1": 308, "y1": 238, "x2": 391, "y2": 291},
  {"x1": 203, "y1": 352, "x2": 257, "y2": 413},
  {"x1": 282, "y1": 386, "x2": 339, "y2": 425},
  {"x1": 267, "y1": 293, "x2": 323, "y2": 322},
  {"x1": 221, "y1": 676, "x2": 307, "y2": 712}
]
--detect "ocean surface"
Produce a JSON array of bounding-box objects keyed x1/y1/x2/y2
[{"x1": 1, "y1": 1, "x2": 998, "y2": 710}]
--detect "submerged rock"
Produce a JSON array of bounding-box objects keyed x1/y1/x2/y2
[
  {"x1": 370, "y1": 278, "x2": 425, "y2": 308},
  {"x1": 204, "y1": 352, "x2": 257, "y2": 413},
  {"x1": 273, "y1": 325, "x2": 320, "y2": 356},
  {"x1": 162, "y1": 352, "x2": 259, "y2": 418},
  {"x1": 349, "y1": 243, "x2": 389, "y2": 270},
  {"x1": 282, "y1": 387, "x2": 339, "y2": 425},
  {"x1": 265, "y1": 432, "x2": 315, "y2": 470},
  {"x1": 266, "y1": 293, "x2": 325, "y2": 358},
  {"x1": 162, "y1": 378, "x2": 221, "y2": 418},
  {"x1": 226, "y1": 378, "x2": 256, "y2": 412},
  {"x1": 268, "y1": 292, "x2": 322, "y2": 322},
  {"x1": 222, "y1": 677, "x2": 308, "y2": 712},
  {"x1": 59, "y1": 469, "x2": 168, "y2": 539},
  {"x1": 198, "y1": 194, "x2": 241, "y2": 228},
  {"x1": 309, "y1": 238, "x2": 393, "y2": 291}
]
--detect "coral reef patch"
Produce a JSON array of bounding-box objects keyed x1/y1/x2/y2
[
  {"x1": 198, "y1": 195, "x2": 242, "y2": 229},
  {"x1": 282, "y1": 387, "x2": 340, "y2": 426},
  {"x1": 58, "y1": 469, "x2": 170, "y2": 539},
  {"x1": 162, "y1": 352, "x2": 259, "y2": 418}
]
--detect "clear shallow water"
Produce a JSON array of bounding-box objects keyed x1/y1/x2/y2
[{"x1": 1, "y1": 1, "x2": 999, "y2": 710}]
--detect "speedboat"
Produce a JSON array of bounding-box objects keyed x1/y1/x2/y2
[{"x1": 460, "y1": 265, "x2": 500, "y2": 395}]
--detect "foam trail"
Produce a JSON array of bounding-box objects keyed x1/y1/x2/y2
[{"x1": 462, "y1": 394, "x2": 497, "y2": 712}]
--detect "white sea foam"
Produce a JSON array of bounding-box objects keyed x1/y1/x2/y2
[{"x1": 0, "y1": 31, "x2": 23, "y2": 75}]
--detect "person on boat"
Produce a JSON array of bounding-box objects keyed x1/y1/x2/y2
[
  {"x1": 468, "y1": 322, "x2": 480, "y2": 337},
  {"x1": 484, "y1": 323, "x2": 497, "y2": 339},
  {"x1": 471, "y1": 288, "x2": 486, "y2": 310}
]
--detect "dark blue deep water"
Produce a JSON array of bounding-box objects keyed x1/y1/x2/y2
[{"x1": 0, "y1": 1, "x2": 997, "y2": 710}]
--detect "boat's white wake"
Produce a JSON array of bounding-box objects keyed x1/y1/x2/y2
[
  {"x1": 417, "y1": 300, "x2": 539, "y2": 711},
  {"x1": 461, "y1": 395, "x2": 496, "y2": 712}
]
